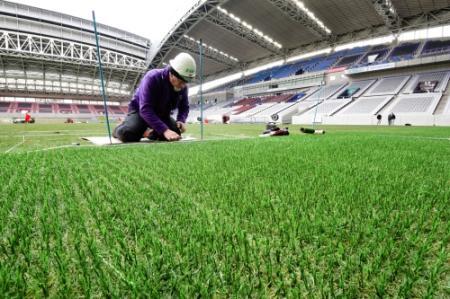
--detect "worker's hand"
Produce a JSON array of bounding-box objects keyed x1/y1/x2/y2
[
  {"x1": 142, "y1": 128, "x2": 153, "y2": 138},
  {"x1": 163, "y1": 129, "x2": 181, "y2": 141},
  {"x1": 176, "y1": 121, "x2": 186, "y2": 133}
]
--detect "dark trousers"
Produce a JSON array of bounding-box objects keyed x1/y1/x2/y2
[{"x1": 113, "y1": 111, "x2": 180, "y2": 142}]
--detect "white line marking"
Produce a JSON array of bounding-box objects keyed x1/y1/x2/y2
[
  {"x1": 8, "y1": 133, "x2": 105, "y2": 137},
  {"x1": 10, "y1": 136, "x2": 256, "y2": 154},
  {"x1": 27, "y1": 144, "x2": 79, "y2": 153},
  {"x1": 4, "y1": 136, "x2": 25, "y2": 153},
  {"x1": 377, "y1": 134, "x2": 450, "y2": 141}
]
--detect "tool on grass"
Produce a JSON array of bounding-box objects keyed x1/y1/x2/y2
[{"x1": 300, "y1": 127, "x2": 325, "y2": 134}]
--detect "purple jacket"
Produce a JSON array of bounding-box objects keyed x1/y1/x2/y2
[{"x1": 128, "y1": 67, "x2": 189, "y2": 134}]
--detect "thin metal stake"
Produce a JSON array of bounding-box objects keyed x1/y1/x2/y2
[
  {"x1": 199, "y1": 39, "x2": 204, "y2": 140},
  {"x1": 92, "y1": 11, "x2": 112, "y2": 144},
  {"x1": 312, "y1": 75, "x2": 325, "y2": 129}
]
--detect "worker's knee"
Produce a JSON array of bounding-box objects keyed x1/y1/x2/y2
[{"x1": 114, "y1": 125, "x2": 142, "y2": 142}]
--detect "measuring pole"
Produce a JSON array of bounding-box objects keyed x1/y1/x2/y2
[
  {"x1": 312, "y1": 76, "x2": 325, "y2": 129},
  {"x1": 92, "y1": 11, "x2": 112, "y2": 144},
  {"x1": 199, "y1": 39, "x2": 204, "y2": 140}
]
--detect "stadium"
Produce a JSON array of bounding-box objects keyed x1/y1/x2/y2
[{"x1": 0, "y1": 0, "x2": 449, "y2": 297}]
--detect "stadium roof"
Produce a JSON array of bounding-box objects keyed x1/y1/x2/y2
[{"x1": 148, "y1": 0, "x2": 450, "y2": 81}]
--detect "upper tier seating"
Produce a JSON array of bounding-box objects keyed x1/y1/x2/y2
[
  {"x1": 334, "y1": 54, "x2": 363, "y2": 68},
  {"x1": 363, "y1": 48, "x2": 390, "y2": 64},
  {"x1": 387, "y1": 42, "x2": 421, "y2": 62},
  {"x1": 421, "y1": 39, "x2": 450, "y2": 56}
]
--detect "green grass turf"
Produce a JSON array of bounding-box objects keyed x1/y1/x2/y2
[{"x1": 0, "y1": 123, "x2": 449, "y2": 297}]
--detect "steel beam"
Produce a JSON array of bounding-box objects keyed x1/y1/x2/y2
[
  {"x1": 177, "y1": 36, "x2": 238, "y2": 67},
  {"x1": 371, "y1": 0, "x2": 401, "y2": 29},
  {"x1": 266, "y1": 0, "x2": 332, "y2": 39},
  {"x1": 149, "y1": 0, "x2": 231, "y2": 69},
  {"x1": 204, "y1": 9, "x2": 283, "y2": 55}
]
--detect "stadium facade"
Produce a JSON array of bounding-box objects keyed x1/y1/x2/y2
[
  {"x1": 0, "y1": 0, "x2": 149, "y2": 118},
  {"x1": 1, "y1": 0, "x2": 450, "y2": 126}
]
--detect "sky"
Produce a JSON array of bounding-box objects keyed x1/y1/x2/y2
[{"x1": 12, "y1": 0, "x2": 198, "y2": 45}]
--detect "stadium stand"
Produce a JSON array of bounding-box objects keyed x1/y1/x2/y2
[
  {"x1": 186, "y1": 99, "x2": 236, "y2": 123},
  {"x1": 402, "y1": 71, "x2": 450, "y2": 94},
  {"x1": 231, "y1": 97, "x2": 261, "y2": 107},
  {"x1": 109, "y1": 106, "x2": 126, "y2": 115},
  {"x1": 364, "y1": 75, "x2": 411, "y2": 96},
  {"x1": 17, "y1": 102, "x2": 33, "y2": 112},
  {"x1": 233, "y1": 94, "x2": 294, "y2": 119},
  {"x1": 333, "y1": 47, "x2": 369, "y2": 68},
  {"x1": 199, "y1": 40, "x2": 450, "y2": 94},
  {"x1": 339, "y1": 96, "x2": 394, "y2": 114},
  {"x1": 232, "y1": 105, "x2": 257, "y2": 115},
  {"x1": 37, "y1": 104, "x2": 53, "y2": 113},
  {"x1": 249, "y1": 91, "x2": 316, "y2": 123},
  {"x1": 76, "y1": 105, "x2": 93, "y2": 114},
  {"x1": 1, "y1": 1, "x2": 450, "y2": 127},
  {"x1": 241, "y1": 48, "x2": 367, "y2": 85},
  {"x1": 387, "y1": 93, "x2": 443, "y2": 114},
  {"x1": 387, "y1": 42, "x2": 421, "y2": 62},
  {"x1": 306, "y1": 83, "x2": 348, "y2": 101},
  {"x1": 57, "y1": 104, "x2": 73, "y2": 114},
  {"x1": 0, "y1": 102, "x2": 10, "y2": 112},
  {"x1": 420, "y1": 39, "x2": 450, "y2": 56},
  {"x1": 261, "y1": 94, "x2": 293, "y2": 103},
  {"x1": 332, "y1": 80, "x2": 376, "y2": 99},
  {"x1": 310, "y1": 52, "x2": 343, "y2": 72},
  {"x1": 355, "y1": 45, "x2": 391, "y2": 66},
  {"x1": 272, "y1": 61, "x2": 305, "y2": 79},
  {"x1": 0, "y1": 100, "x2": 128, "y2": 118},
  {"x1": 334, "y1": 54, "x2": 363, "y2": 68},
  {"x1": 292, "y1": 98, "x2": 353, "y2": 123},
  {"x1": 243, "y1": 103, "x2": 279, "y2": 117}
]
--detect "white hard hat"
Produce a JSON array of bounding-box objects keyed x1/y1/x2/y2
[{"x1": 169, "y1": 53, "x2": 196, "y2": 82}]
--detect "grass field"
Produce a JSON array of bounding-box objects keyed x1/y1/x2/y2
[{"x1": 0, "y1": 123, "x2": 449, "y2": 297}]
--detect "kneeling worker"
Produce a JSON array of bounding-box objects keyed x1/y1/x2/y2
[{"x1": 113, "y1": 52, "x2": 196, "y2": 142}]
